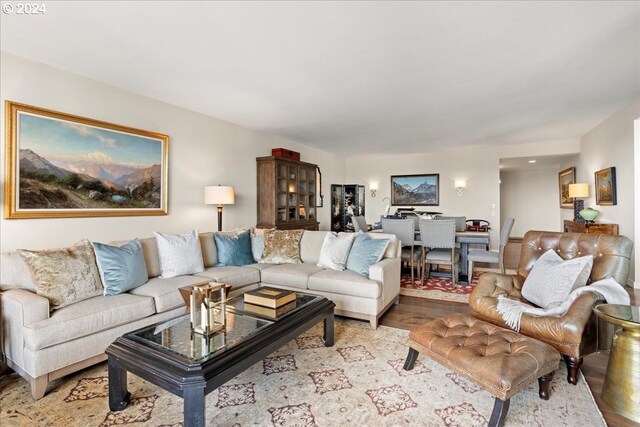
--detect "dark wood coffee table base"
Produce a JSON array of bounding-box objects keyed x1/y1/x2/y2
[{"x1": 107, "y1": 298, "x2": 334, "y2": 427}]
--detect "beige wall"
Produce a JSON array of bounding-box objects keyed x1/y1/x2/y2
[
  {"x1": 0, "y1": 53, "x2": 345, "y2": 251},
  {"x1": 345, "y1": 140, "x2": 583, "y2": 249},
  {"x1": 576, "y1": 98, "x2": 639, "y2": 286},
  {"x1": 635, "y1": 118, "x2": 640, "y2": 288},
  {"x1": 500, "y1": 169, "x2": 563, "y2": 237}
]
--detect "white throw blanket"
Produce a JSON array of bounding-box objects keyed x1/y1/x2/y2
[{"x1": 496, "y1": 278, "x2": 630, "y2": 331}]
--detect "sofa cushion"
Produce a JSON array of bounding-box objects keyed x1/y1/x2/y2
[
  {"x1": 346, "y1": 232, "x2": 390, "y2": 278},
  {"x1": 18, "y1": 240, "x2": 103, "y2": 311},
  {"x1": 113, "y1": 237, "x2": 161, "y2": 279},
  {"x1": 260, "y1": 264, "x2": 324, "y2": 289},
  {"x1": 195, "y1": 266, "x2": 260, "y2": 287},
  {"x1": 23, "y1": 293, "x2": 155, "y2": 351},
  {"x1": 214, "y1": 230, "x2": 254, "y2": 266},
  {"x1": 308, "y1": 270, "x2": 382, "y2": 299},
  {"x1": 119, "y1": 232, "x2": 215, "y2": 277},
  {"x1": 154, "y1": 230, "x2": 205, "y2": 278},
  {"x1": 130, "y1": 275, "x2": 209, "y2": 313},
  {"x1": 300, "y1": 231, "x2": 330, "y2": 264},
  {"x1": 251, "y1": 234, "x2": 265, "y2": 262},
  {"x1": 245, "y1": 263, "x2": 278, "y2": 272},
  {"x1": 93, "y1": 239, "x2": 149, "y2": 296},
  {"x1": 0, "y1": 251, "x2": 36, "y2": 292},
  {"x1": 199, "y1": 232, "x2": 216, "y2": 268},
  {"x1": 317, "y1": 233, "x2": 354, "y2": 271},
  {"x1": 338, "y1": 232, "x2": 399, "y2": 259},
  {"x1": 260, "y1": 229, "x2": 304, "y2": 264}
]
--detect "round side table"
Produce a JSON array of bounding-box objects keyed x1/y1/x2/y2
[{"x1": 593, "y1": 303, "x2": 640, "y2": 423}]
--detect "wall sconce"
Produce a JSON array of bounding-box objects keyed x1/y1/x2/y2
[
  {"x1": 454, "y1": 180, "x2": 467, "y2": 196},
  {"x1": 370, "y1": 182, "x2": 378, "y2": 197}
]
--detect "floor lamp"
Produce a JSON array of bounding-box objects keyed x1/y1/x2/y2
[{"x1": 204, "y1": 185, "x2": 235, "y2": 231}]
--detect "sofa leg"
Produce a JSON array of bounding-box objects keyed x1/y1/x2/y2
[
  {"x1": 563, "y1": 355, "x2": 582, "y2": 385},
  {"x1": 369, "y1": 316, "x2": 378, "y2": 329},
  {"x1": 394, "y1": 295, "x2": 400, "y2": 305},
  {"x1": 29, "y1": 374, "x2": 48, "y2": 400}
]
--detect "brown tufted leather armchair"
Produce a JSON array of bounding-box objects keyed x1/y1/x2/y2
[{"x1": 469, "y1": 230, "x2": 633, "y2": 385}]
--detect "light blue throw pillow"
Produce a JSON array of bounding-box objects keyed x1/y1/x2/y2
[
  {"x1": 214, "y1": 230, "x2": 254, "y2": 266},
  {"x1": 93, "y1": 239, "x2": 148, "y2": 296},
  {"x1": 346, "y1": 231, "x2": 390, "y2": 277},
  {"x1": 251, "y1": 233, "x2": 265, "y2": 262}
]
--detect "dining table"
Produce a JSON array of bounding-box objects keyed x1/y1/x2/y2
[{"x1": 372, "y1": 229, "x2": 491, "y2": 285}]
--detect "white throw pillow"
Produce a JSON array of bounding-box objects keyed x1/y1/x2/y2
[
  {"x1": 317, "y1": 232, "x2": 355, "y2": 271},
  {"x1": 521, "y1": 249, "x2": 593, "y2": 309},
  {"x1": 154, "y1": 230, "x2": 205, "y2": 278}
]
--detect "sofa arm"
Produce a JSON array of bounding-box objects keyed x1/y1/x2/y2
[
  {"x1": 469, "y1": 273, "x2": 526, "y2": 315},
  {"x1": 1, "y1": 289, "x2": 49, "y2": 366},
  {"x1": 369, "y1": 257, "x2": 401, "y2": 306},
  {"x1": 469, "y1": 273, "x2": 602, "y2": 356},
  {"x1": 523, "y1": 292, "x2": 600, "y2": 348}
]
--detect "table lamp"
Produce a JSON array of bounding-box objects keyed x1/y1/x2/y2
[
  {"x1": 204, "y1": 185, "x2": 235, "y2": 231},
  {"x1": 568, "y1": 183, "x2": 589, "y2": 222}
]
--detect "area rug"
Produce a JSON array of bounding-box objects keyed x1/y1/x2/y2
[
  {"x1": 0, "y1": 319, "x2": 604, "y2": 427},
  {"x1": 400, "y1": 271, "x2": 481, "y2": 303}
]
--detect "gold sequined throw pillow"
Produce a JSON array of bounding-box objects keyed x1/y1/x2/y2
[
  {"x1": 259, "y1": 229, "x2": 304, "y2": 264},
  {"x1": 18, "y1": 240, "x2": 103, "y2": 310}
]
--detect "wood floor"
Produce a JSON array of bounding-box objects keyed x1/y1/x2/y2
[{"x1": 379, "y1": 287, "x2": 640, "y2": 427}]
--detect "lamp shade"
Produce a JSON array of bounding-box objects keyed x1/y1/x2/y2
[
  {"x1": 568, "y1": 183, "x2": 589, "y2": 198},
  {"x1": 204, "y1": 185, "x2": 235, "y2": 205},
  {"x1": 454, "y1": 179, "x2": 467, "y2": 189}
]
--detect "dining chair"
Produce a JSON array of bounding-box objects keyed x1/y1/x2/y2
[
  {"x1": 381, "y1": 218, "x2": 421, "y2": 283},
  {"x1": 418, "y1": 219, "x2": 459, "y2": 287},
  {"x1": 467, "y1": 217, "x2": 515, "y2": 278},
  {"x1": 436, "y1": 216, "x2": 466, "y2": 232},
  {"x1": 352, "y1": 216, "x2": 369, "y2": 232}
]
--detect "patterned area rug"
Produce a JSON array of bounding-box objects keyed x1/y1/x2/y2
[
  {"x1": 0, "y1": 320, "x2": 604, "y2": 427},
  {"x1": 400, "y1": 271, "x2": 481, "y2": 303}
]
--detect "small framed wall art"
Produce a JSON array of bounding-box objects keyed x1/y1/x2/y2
[
  {"x1": 558, "y1": 167, "x2": 575, "y2": 209},
  {"x1": 4, "y1": 101, "x2": 169, "y2": 219},
  {"x1": 595, "y1": 167, "x2": 617, "y2": 206}
]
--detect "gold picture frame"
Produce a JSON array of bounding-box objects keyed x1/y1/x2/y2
[
  {"x1": 558, "y1": 167, "x2": 575, "y2": 209},
  {"x1": 4, "y1": 101, "x2": 169, "y2": 219}
]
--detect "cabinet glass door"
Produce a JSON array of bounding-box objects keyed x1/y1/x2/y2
[{"x1": 277, "y1": 163, "x2": 288, "y2": 222}]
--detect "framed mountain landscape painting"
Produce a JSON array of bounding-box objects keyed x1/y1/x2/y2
[
  {"x1": 390, "y1": 174, "x2": 439, "y2": 206},
  {"x1": 4, "y1": 101, "x2": 168, "y2": 219}
]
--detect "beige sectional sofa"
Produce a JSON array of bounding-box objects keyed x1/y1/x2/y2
[{"x1": 0, "y1": 230, "x2": 400, "y2": 399}]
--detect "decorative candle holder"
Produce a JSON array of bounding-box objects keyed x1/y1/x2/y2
[{"x1": 190, "y1": 283, "x2": 231, "y2": 336}]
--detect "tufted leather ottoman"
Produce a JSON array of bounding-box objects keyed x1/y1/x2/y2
[{"x1": 403, "y1": 314, "x2": 560, "y2": 427}]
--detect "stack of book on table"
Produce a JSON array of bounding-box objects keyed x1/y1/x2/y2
[{"x1": 243, "y1": 287, "x2": 297, "y2": 318}]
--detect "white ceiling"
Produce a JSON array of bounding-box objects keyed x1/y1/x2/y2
[
  {"x1": 1, "y1": 2, "x2": 639, "y2": 156},
  {"x1": 499, "y1": 154, "x2": 578, "y2": 172}
]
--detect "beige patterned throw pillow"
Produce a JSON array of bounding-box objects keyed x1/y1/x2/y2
[
  {"x1": 259, "y1": 229, "x2": 304, "y2": 264},
  {"x1": 18, "y1": 240, "x2": 103, "y2": 311}
]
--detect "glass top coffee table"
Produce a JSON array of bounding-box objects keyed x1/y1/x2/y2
[
  {"x1": 106, "y1": 292, "x2": 335, "y2": 427},
  {"x1": 593, "y1": 304, "x2": 640, "y2": 423}
]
